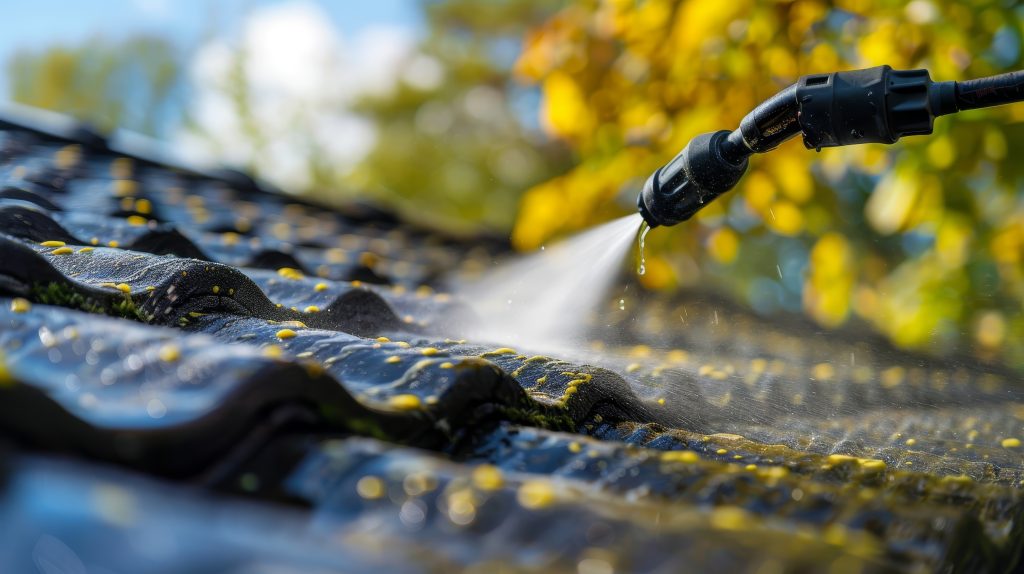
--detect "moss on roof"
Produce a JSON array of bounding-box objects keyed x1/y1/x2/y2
[{"x1": 0, "y1": 114, "x2": 1021, "y2": 573}]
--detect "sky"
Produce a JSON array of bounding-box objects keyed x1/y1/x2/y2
[
  {"x1": 179, "y1": 0, "x2": 440, "y2": 186},
  {"x1": 0, "y1": 0, "x2": 430, "y2": 187},
  {"x1": 0, "y1": 0, "x2": 423, "y2": 96}
]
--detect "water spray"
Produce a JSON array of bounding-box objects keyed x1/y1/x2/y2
[{"x1": 637, "y1": 65, "x2": 1024, "y2": 228}]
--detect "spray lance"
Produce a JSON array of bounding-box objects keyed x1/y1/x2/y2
[{"x1": 637, "y1": 65, "x2": 1024, "y2": 228}]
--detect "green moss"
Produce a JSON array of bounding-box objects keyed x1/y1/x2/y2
[
  {"x1": 110, "y1": 295, "x2": 151, "y2": 322},
  {"x1": 318, "y1": 403, "x2": 408, "y2": 442},
  {"x1": 31, "y1": 281, "x2": 96, "y2": 310},
  {"x1": 30, "y1": 281, "x2": 151, "y2": 322},
  {"x1": 498, "y1": 404, "x2": 575, "y2": 432},
  {"x1": 343, "y1": 415, "x2": 395, "y2": 441}
]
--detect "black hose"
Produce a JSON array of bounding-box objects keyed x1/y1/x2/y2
[{"x1": 955, "y1": 70, "x2": 1024, "y2": 111}]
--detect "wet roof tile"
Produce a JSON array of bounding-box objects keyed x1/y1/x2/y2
[{"x1": 0, "y1": 113, "x2": 1021, "y2": 573}]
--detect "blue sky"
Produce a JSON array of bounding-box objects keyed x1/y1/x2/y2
[{"x1": 0, "y1": 0, "x2": 423, "y2": 96}]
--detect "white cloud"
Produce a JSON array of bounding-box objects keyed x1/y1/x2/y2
[
  {"x1": 348, "y1": 26, "x2": 418, "y2": 96},
  {"x1": 243, "y1": 1, "x2": 343, "y2": 100},
  {"x1": 132, "y1": 0, "x2": 170, "y2": 18},
  {"x1": 179, "y1": 0, "x2": 419, "y2": 191}
]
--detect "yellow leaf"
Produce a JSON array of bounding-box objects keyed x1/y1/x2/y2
[
  {"x1": 541, "y1": 71, "x2": 592, "y2": 140},
  {"x1": 742, "y1": 170, "x2": 776, "y2": 213},
  {"x1": 804, "y1": 233, "x2": 854, "y2": 327},
  {"x1": 512, "y1": 177, "x2": 568, "y2": 250},
  {"x1": 707, "y1": 227, "x2": 739, "y2": 264},
  {"x1": 866, "y1": 169, "x2": 917, "y2": 235},
  {"x1": 925, "y1": 134, "x2": 956, "y2": 169},
  {"x1": 769, "y1": 151, "x2": 813, "y2": 204},
  {"x1": 765, "y1": 200, "x2": 804, "y2": 236}
]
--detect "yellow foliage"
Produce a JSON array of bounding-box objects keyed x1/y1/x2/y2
[
  {"x1": 769, "y1": 151, "x2": 814, "y2": 204},
  {"x1": 514, "y1": 0, "x2": 1024, "y2": 366},
  {"x1": 707, "y1": 227, "x2": 740, "y2": 264},
  {"x1": 975, "y1": 311, "x2": 1006, "y2": 350},
  {"x1": 742, "y1": 170, "x2": 777, "y2": 214},
  {"x1": 804, "y1": 233, "x2": 854, "y2": 327},
  {"x1": 926, "y1": 135, "x2": 956, "y2": 170},
  {"x1": 638, "y1": 254, "x2": 675, "y2": 289},
  {"x1": 513, "y1": 176, "x2": 569, "y2": 250},
  {"x1": 766, "y1": 200, "x2": 804, "y2": 236},
  {"x1": 670, "y1": 1, "x2": 749, "y2": 56},
  {"x1": 542, "y1": 71, "x2": 594, "y2": 140},
  {"x1": 935, "y1": 216, "x2": 972, "y2": 269},
  {"x1": 866, "y1": 170, "x2": 917, "y2": 235},
  {"x1": 990, "y1": 220, "x2": 1022, "y2": 266}
]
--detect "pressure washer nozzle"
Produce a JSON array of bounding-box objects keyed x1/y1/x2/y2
[
  {"x1": 637, "y1": 130, "x2": 748, "y2": 228},
  {"x1": 637, "y1": 65, "x2": 1013, "y2": 228}
]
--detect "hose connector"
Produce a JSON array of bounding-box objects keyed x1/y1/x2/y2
[
  {"x1": 797, "y1": 65, "x2": 956, "y2": 150},
  {"x1": 638, "y1": 130, "x2": 748, "y2": 227}
]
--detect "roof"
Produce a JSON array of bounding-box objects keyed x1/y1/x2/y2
[{"x1": 0, "y1": 109, "x2": 1022, "y2": 573}]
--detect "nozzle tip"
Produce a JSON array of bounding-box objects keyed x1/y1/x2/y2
[
  {"x1": 636, "y1": 183, "x2": 659, "y2": 228},
  {"x1": 636, "y1": 130, "x2": 747, "y2": 228}
]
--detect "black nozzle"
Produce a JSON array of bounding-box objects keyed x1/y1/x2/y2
[
  {"x1": 638, "y1": 130, "x2": 748, "y2": 227},
  {"x1": 638, "y1": 65, "x2": 1021, "y2": 229}
]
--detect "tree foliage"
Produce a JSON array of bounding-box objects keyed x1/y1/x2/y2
[
  {"x1": 512, "y1": 0, "x2": 1024, "y2": 367},
  {"x1": 348, "y1": 0, "x2": 572, "y2": 231},
  {"x1": 5, "y1": 2, "x2": 1022, "y2": 367},
  {"x1": 7, "y1": 36, "x2": 185, "y2": 138}
]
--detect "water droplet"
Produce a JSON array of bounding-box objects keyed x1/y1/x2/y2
[
  {"x1": 618, "y1": 299, "x2": 625, "y2": 311},
  {"x1": 147, "y1": 398, "x2": 167, "y2": 419},
  {"x1": 637, "y1": 221, "x2": 652, "y2": 275}
]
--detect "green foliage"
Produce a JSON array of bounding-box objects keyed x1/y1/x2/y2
[
  {"x1": 7, "y1": 36, "x2": 185, "y2": 137},
  {"x1": 347, "y1": 0, "x2": 573, "y2": 232}
]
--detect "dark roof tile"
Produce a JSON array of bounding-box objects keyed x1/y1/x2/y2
[{"x1": 1, "y1": 111, "x2": 1021, "y2": 573}]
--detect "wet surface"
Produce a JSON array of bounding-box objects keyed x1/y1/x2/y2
[{"x1": 0, "y1": 116, "x2": 1022, "y2": 572}]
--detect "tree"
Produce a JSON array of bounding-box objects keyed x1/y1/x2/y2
[
  {"x1": 347, "y1": 0, "x2": 573, "y2": 232},
  {"x1": 179, "y1": 0, "x2": 570, "y2": 234},
  {"x1": 7, "y1": 36, "x2": 185, "y2": 138},
  {"x1": 512, "y1": 0, "x2": 1024, "y2": 367}
]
